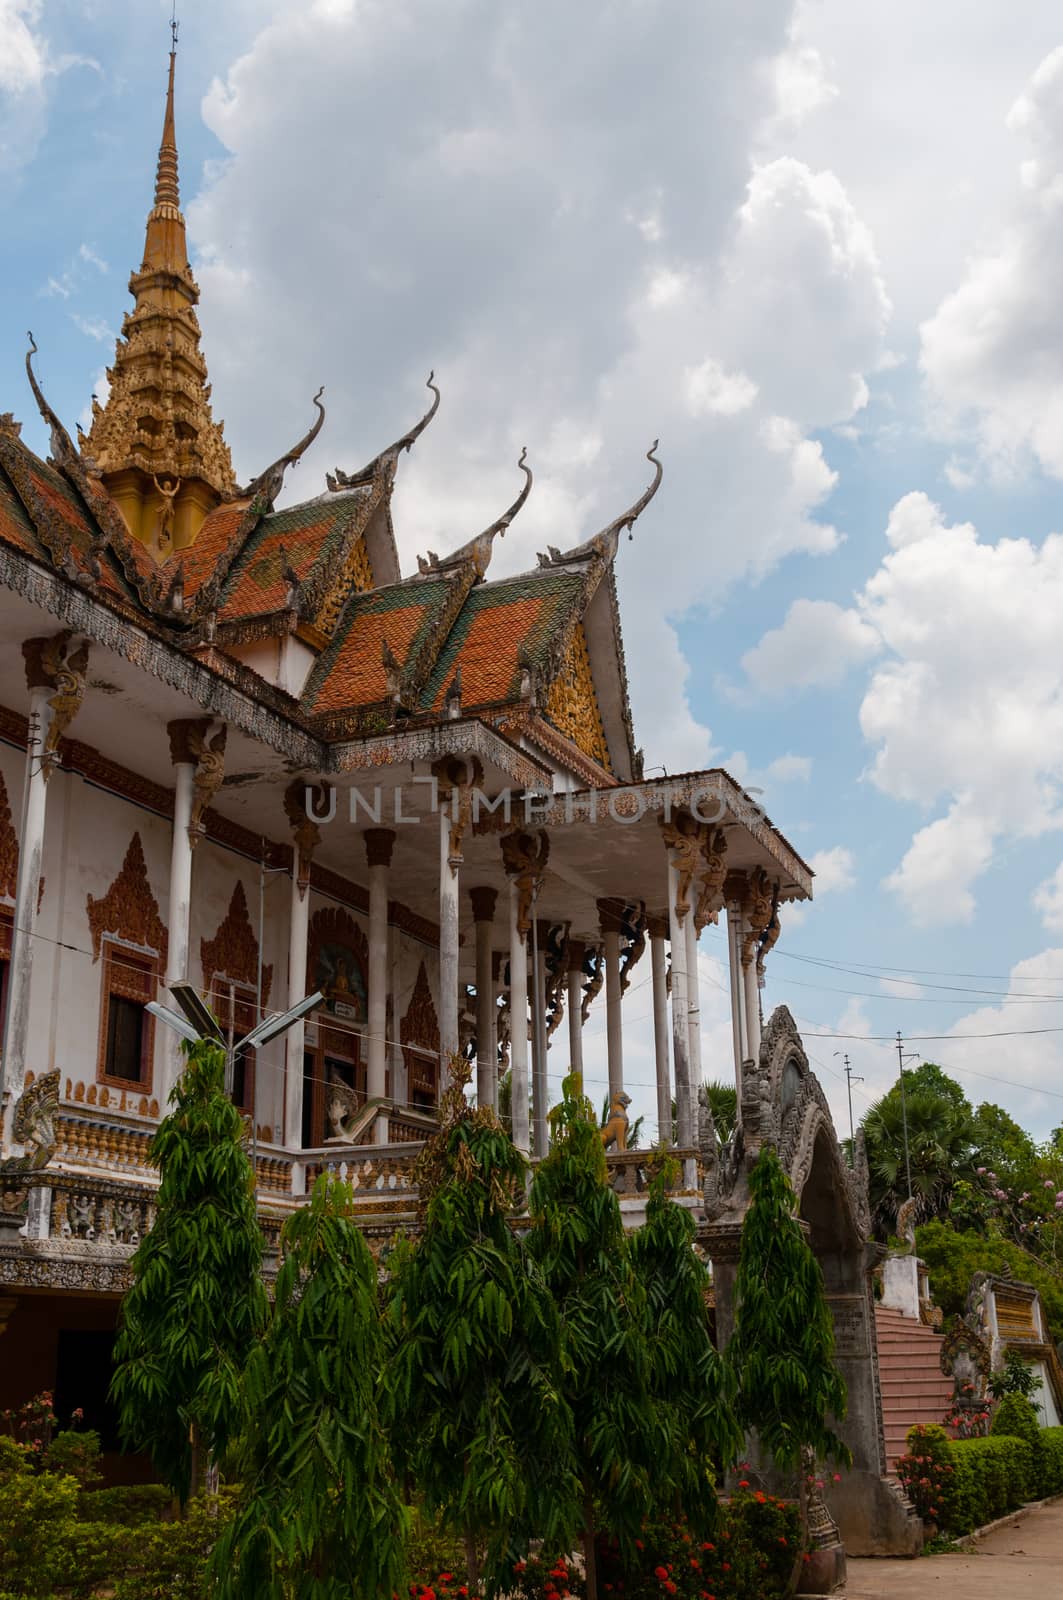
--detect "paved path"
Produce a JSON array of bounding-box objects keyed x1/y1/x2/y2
[{"x1": 839, "y1": 1497, "x2": 1063, "y2": 1599}]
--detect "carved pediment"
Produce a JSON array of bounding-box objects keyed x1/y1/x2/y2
[
  {"x1": 200, "y1": 880, "x2": 273, "y2": 1006},
  {"x1": 86, "y1": 833, "x2": 167, "y2": 964}
]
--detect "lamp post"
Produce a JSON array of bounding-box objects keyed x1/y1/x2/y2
[{"x1": 147, "y1": 980, "x2": 325, "y2": 1178}]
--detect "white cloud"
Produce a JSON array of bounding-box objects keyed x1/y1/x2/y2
[
  {"x1": 0, "y1": 2, "x2": 98, "y2": 176},
  {"x1": 851, "y1": 491, "x2": 1063, "y2": 923},
  {"x1": 0, "y1": 1, "x2": 46, "y2": 96},
  {"x1": 809, "y1": 845, "x2": 856, "y2": 895},
  {"x1": 940, "y1": 948, "x2": 1063, "y2": 1136},
  {"x1": 186, "y1": 0, "x2": 891, "y2": 775},
  {"x1": 741, "y1": 597, "x2": 880, "y2": 693},
  {"x1": 1033, "y1": 862, "x2": 1063, "y2": 932},
  {"x1": 77, "y1": 244, "x2": 108, "y2": 275},
  {"x1": 921, "y1": 46, "x2": 1063, "y2": 480}
]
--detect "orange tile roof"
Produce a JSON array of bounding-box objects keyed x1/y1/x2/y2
[
  {"x1": 0, "y1": 466, "x2": 47, "y2": 559},
  {"x1": 427, "y1": 595, "x2": 546, "y2": 709},
  {"x1": 309, "y1": 602, "x2": 433, "y2": 711},
  {"x1": 160, "y1": 502, "x2": 249, "y2": 600}
]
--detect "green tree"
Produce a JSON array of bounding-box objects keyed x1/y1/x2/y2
[
  {"x1": 110, "y1": 1040, "x2": 267, "y2": 1504},
  {"x1": 700, "y1": 1081, "x2": 738, "y2": 1146},
  {"x1": 527, "y1": 1074, "x2": 657, "y2": 1600},
  {"x1": 388, "y1": 1067, "x2": 577, "y2": 1589},
  {"x1": 211, "y1": 1173, "x2": 406, "y2": 1600},
  {"x1": 727, "y1": 1146, "x2": 850, "y2": 1543},
  {"x1": 915, "y1": 1219, "x2": 1063, "y2": 1343},
  {"x1": 627, "y1": 1164, "x2": 741, "y2": 1528},
  {"x1": 971, "y1": 1102, "x2": 1037, "y2": 1186},
  {"x1": 860, "y1": 1065, "x2": 977, "y2": 1235}
]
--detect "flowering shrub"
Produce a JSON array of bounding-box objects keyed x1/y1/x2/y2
[
  {"x1": 895, "y1": 1425, "x2": 955, "y2": 1527},
  {"x1": 505, "y1": 1552, "x2": 584, "y2": 1600},
  {"x1": 407, "y1": 1572, "x2": 485, "y2": 1600},
  {"x1": 592, "y1": 1491, "x2": 802, "y2": 1600}
]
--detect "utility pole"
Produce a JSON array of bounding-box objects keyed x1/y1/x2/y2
[
  {"x1": 834, "y1": 1051, "x2": 864, "y2": 1165},
  {"x1": 895, "y1": 1029, "x2": 916, "y2": 1203}
]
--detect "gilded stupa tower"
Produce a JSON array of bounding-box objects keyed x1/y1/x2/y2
[{"x1": 80, "y1": 39, "x2": 236, "y2": 554}]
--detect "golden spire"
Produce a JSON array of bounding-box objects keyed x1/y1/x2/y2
[{"x1": 81, "y1": 28, "x2": 236, "y2": 555}]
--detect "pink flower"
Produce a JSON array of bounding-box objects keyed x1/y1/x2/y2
[
  {"x1": 1045, "y1": 1179, "x2": 1055, "y2": 1189},
  {"x1": 978, "y1": 1168, "x2": 987, "y2": 1175}
]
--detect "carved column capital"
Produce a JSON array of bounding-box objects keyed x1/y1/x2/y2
[
  {"x1": 167, "y1": 716, "x2": 212, "y2": 766},
  {"x1": 184, "y1": 722, "x2": 227, "y2": 848},
  {"x1": 469, "y1": 885, "x2": 498, "y2": 923},
  {"x1": 284, "y1": 779, "x2": 331, "y2": 899},
  {"x1": 646, "y1": 912, "x2": 669, "y2": 942},
  {"x1": 363, "y1": 827, "x2": 397, "y2": 871},
  {"x1": 596, "y1": 896, "x2": 628, "y2": 936},
  {"x1": 660, "y1": 812, "x2": 703, "y2": 925},
  {"x1": 566, "y1": 938, "x2": 587, "y2": 973},
  {"x1": 23, "y1": 633, "x2": 89, "y2": 779},
  {"x1": 431, "y1": 754, "x2": 484, "y2": 870},
  {"x1": 500, "y1": 828, "x2": 549, "y2": 942}
]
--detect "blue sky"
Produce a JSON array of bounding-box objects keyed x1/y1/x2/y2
[{"x1": 6, "y1": 1, "x2": 1063, "y2": 1141}]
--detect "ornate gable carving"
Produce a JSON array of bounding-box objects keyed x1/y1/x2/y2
[
  {"x1": 0, "y1": 769, "x2": 17, "y2": 902},
  {"x1": 402, "y1": 961, "x2": 440, "y2": 1100},
  {"x1": 315, "y1": 534, "x2": 373, "y2": 636},
  {"x1": 544, "y1": 624, "x2": 611, "y2": 774},
  {"x1": 200, "y1": 880, "x2": 273, "y2": 1006},
  {"x1": 86, "y1": 832, "x2": 168, "y2": 964}
]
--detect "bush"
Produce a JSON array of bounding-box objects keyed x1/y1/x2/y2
[
  {"x1": 895, "y1": 1425, "x2": 955, "y2": 1526},
  {"x1": 990, "y1": 1395, "x2": 1042, "y2": 1496},
  {"x1": 42, "y1": 1428, "x2": 103, "y2": 1489},
  {"x1": 589, "y1": 1492, "x2": 803, "y2": 1600},
  {"x1": 0, "y1": 1439, "x2": 137, "y2": 1600},
  {"x1": 948, "y1": 1436, "x2": 1031, "y2": 1531},
  {"x1": 111, "y1": 1492, "x2": 234, "y2": 1600},
  {"x1": 1040, "y1": 1427, "x2": 1063, "y2": 1496},
  {"x1": 79, "y1": 1483, "x2": 173, "y2": 1526},
  {"x1": 914, "y1": 1221, "x2": 1063, "y2": 1343}
]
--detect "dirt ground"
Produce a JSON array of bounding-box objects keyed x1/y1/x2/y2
[{"x1": 837, "y1": 1497, "x2": 1063, "y2": 1599}]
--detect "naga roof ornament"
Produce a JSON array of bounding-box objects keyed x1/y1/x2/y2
[
  {"x1": 415, "y1": 447, "x2": 532, "y2": 581},
  {"x1": 537, "y1": 439, "x2": 662, "y2": 569},
  {"x1": 238, "y1": 387, "x2": 326, "y2": 511},
  {"x1": 25, "y1": 333, "x2": 82, "y2": 479},
  {"x1": 326, "y1": 372, "x2": 440, "y2": 492}
]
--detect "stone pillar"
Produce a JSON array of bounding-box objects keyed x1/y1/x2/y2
[
  {"x1": 648, "y1": 915, "x2": 672, "y2": 1145},
  {"x1": 666, "y1": 859, "x2": 692, "y2": 1151},
  {"x1": 281, "y1": 781, "x2": 326, "y2": 1181},
  {"x1": 433, "y1": 757, "x2": 480, "y2": 1085},
  {"x1": 566, "y1": 939, "x2": 585, "y2": 1080},
  {"x1": 470, "y1": 887, "x2": 498, "y2": 1112},
  {"x1": 365, "y1": 828, "x2": 395, "y2": 1144},
  {"x1": 598, "y1": 899, "x2": 625, "y2": 1101},
  {"x1": 507, "y1": 877, "x2": 530, "y2": 1152},
  {"x1": 2, "y1": 636, "x2": 89, "y2": 1153},
  {"x1": 531, "y1": 919, "x2": 551, "y2": 1158},
  {"x1": 724, "y1": 889, "x2": 747, "y2": 1109},
  {"x1": 743, "y1": 918, "x2": 762, "y2": 1065},
  {"x1": 684, "y1": 908, "x2": 702, "y2": 1092},
  {"x1": 162, "y1": 721, "x2": 206, "y2": 1106}
]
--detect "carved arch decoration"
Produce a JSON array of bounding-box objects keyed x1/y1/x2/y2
[
  {"x1": 401, "y1": 960, "x2": 440, "y2": 1106},
  {"x1": 0, "y1": 767, "x2": 17, "y2": 902},
  {"x1": 86, "y1": 831, "x2": 168, "y2": 965},
  {"x1": 200, "y1": 879, "x2": 273, "y2": 1007},
  {"x1": 306, "y1": 905, "x2": 368, "y2": 1022},
  {"x1": 759, "y1": 1005, "x2": 871, "y2": 1244}
]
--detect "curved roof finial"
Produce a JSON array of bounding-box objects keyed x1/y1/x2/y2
[
  {"x1": 535, "y1": 439, "x2": 662, "y2": 569},
  {"x1": 604, "y1": 439, "x2": 662, "y2": 545},
  {"x1": 415, "y1": 446, "x2": 534, "y2": 582},
  {"x1": 326, "y1": 372, "x2": 440, "y2": 491},
  {"x1": 25, "y1": 332, "x2": 82, "y2": 474},
  {"x1": 240, "y1": 387, "x2": 326, "y2": 509}
]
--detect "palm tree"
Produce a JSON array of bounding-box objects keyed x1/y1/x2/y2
[
  {"x1": 700, "y1": 1080, "x2": 737, "y2": 1145},
  {"x1": 861, "y1": 1077, "x2": 978, "y2": 1238}
]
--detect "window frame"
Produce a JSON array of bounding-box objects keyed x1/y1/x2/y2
[{"x1": 95, "y1": 939, "x2": 158, "y2": 1092}]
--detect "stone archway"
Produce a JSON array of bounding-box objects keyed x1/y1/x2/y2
[{"x1": 702, "y1": 1007, "x2": 921, "y2": 1559}]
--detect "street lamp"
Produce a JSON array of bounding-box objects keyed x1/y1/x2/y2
[{"x1": 148, "y1": 980, "x2": 325, "y2": 1097}]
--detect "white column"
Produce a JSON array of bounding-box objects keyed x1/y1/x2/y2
[
  {"x1": 158, "y1": 758, "x2": 195, "y2": 1106},
  {"x1": 470, "y1": 888, "x2": 498, "y2": 1112},
  {"x1": 1, "y1": 684, "x2": 52, "y2": 1152},
  {"x1": 365, "y1": 829, "x2": 395, "y2": 1144},
  {"x1": 649, "y1": 918, "x2": 672, "y2": 1145},
  {"x1": 507, "y1": 879, "x2": 530, "y2": 1153},
  {"x1": 284, "y1": 863, "x2": 311, "y2": 1183},
  {"x1": 725, "y1": 899, "x2": 746, "y2": 1110},
  {"x1": 684, "y1": 910, "x2": 702, "y2": 1093},
  {"x1": 599, "y1": 901, "x2": 624, "y2": 1100},
  {"x1": 667, "y1": 858, "x2": 692, "y2": 1152},
  {"x1": 530, "y1": 920, "x2": 548, "y2": 1158},
  {"x1": 566, "y1": 940, "x2": 585, "y2": 1080},
  {"x1": 743, "y1": 916, "x2": 762, "y2": 1066},
  {"x1": 438, "y1": 808, "x2": 460, "y2": 1073}
]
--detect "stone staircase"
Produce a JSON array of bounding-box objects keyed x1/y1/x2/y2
[{"x1": 875, "y1": 1303, "x2": 954, "y2": 1471}]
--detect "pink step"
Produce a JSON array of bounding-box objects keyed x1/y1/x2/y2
[{"x1": 874, "y1": 1305, "x2": 953, "y2": 1472}]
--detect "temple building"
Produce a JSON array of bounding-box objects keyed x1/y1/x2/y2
[{"x1": 0, "y1": 44, "x2": 825, "y2": 1478}]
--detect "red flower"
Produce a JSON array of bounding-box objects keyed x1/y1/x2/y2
[
  {"x1": 654, "y1": 1568, "x2": 668, "y2": 1582},
  {"x1": 635, "y1": 1540, "x2": 644, "y2": 1551},
  {"x1": 664, "y1": 1584, "x2": 677, "y2": 1595},
  {"x1": 689, "y1": 1559, "x2": 700, "y2": 1570},
  {"x1": 738, "y1": 1479, "x2": 750, "y2": 1488},
  {"x1": 513, "y1": 1564, "x2": 526, "y2": 1575}
]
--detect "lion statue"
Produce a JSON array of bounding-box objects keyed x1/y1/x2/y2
[{"x1": 601, "y1": 1090, "x2": 632, "y2": 1152}]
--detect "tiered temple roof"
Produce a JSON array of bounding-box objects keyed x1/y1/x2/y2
[{"x1": 0, "y1": 48, "x2": 660, "y2": 789}]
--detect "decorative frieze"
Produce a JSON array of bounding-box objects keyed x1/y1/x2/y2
[{"x1": 86, "y1": 832, "x2": 168, "y2": 966}]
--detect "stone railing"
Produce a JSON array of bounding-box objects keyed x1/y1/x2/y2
[
  {"x1": 604, "y1": 1147, "x2": 699, "y2": 1197},
  {"x1": 50, "y1": 1108, "x2": 293, "y2": 1198},
  {"x1": 298, "y1": 1144, "x2": 421, "y2": 1213}
]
